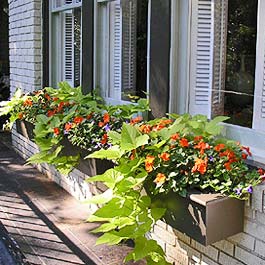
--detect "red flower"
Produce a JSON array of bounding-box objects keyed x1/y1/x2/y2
[
  {"x1": 194, "y1": 141, "x2": 210, "y2": 155},
  {"x1": 159, "y1": 152, "x2": 170, "y2": 162},
  {"x1": 45, "y1": 93, "x2": 51, "y2": 101},
  {"x1": 101, "y1": 134, "x2": 108, "y2": 145},
  {"x1": 224, "y1": 162, "x2": 231, "y2": 171},
  {"x1": 64, "y1": 123, "x2": 72, "y2": 131},
  {"x1": 194, "y1": 136, "x2": 203, "y2": 142},
  {"x1": 86, "y1": 113, "x2": 93, "y2": 120},
  {"x1": 242, "y1": 146, "x2": 252, "y2": 157},
  {"x1": 258, "y1": 168, "x2": 264, "y2": 175},
  {"x1": 74, "y1": 116, "x2": 84, "y2": 124},
  {"x1": 53, "y1": 127, "x2": 60, "y2": 136},
  {"x1": 179, "y1": 138, "x2": 189, "y2": 148},
  {"x1": 140, "y1": 124, "x2": 152, "y2": 134}
]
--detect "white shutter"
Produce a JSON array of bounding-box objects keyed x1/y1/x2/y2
[
  {"x1": 189, "y1": 0, "x2": 227, "y2": 118},
  {"x1": 121, "y1": 0, "x2": 137, "y2": 98},
  {"x1": 64, "y1": 12, "x2": 74, "y2": 87},
  {"x1": 109, "y1": 0, "x2": 122, "y2": 100},
  {"x1": 253, "y1": 0, "x2": 265, "y2": 131}
]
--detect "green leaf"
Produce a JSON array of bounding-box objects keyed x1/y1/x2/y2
[
  {"x1": 86, "y1": 147, "x2": 123, "y2": 160},
  {"x1": 85, "y1": 189, "x2": 113, "y2": 204},
  {"x1": 96, "y1": 232, "x2": 126, "y2": 246},
  {"x1": 86, "y1": 169, "x2": 123, "y2": 189},
  {"x1": 150, "y1": 208, "x2": 166, "y2": 221},
  {"x1": 108, "y1": 131, "x2": 121, "y2": 144}
]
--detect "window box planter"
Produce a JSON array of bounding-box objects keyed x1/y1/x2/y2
[
  {"x1": 15, "y1": 120, "x2": 34, "y2": 141},
  {"x1": 151, "y1": 190, "x2": 244, "y2": 246}
]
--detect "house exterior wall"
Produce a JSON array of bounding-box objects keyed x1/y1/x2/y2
[{"x1": 7, "y1": 1, "x2": 265, "y2": 265}]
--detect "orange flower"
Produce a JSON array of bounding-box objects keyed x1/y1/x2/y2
[
  {"x1": 98, "y1": 121, "x2": 105, "y2": 127},
  {"x1": 214, "y1": 143, "x2": 226, "y2": 152},
  {"x1": 194, "y1": 141, "x2": 210, "y2": 155},
  {"x1": 152, "y1": 124, "x2": 165, "y2": 132},
  {"x1": 53, "y1": 97, "x2": 59, "y2": 101},
  {"x1": 159, "y1": 119, "x2": 172, "y2": 126},
  {"x1": 154, "y1": 173, "x2": 166, "y2": 185},
  {"x1": 192, "y1": 158, "x2": 208, "y2": 175},
  {"x1": 74, "y1": 116, "x2": 84, "y2": 124},
  {"x1": 194, "y1": 136, "x2": 203, "y2": 142},
  {"x1": 18, "y1": 112, "x2": 23, "y2": 119},
  {"x1": 179, "y1": 138, "x2": 189, "y2": 148},
  {"x1": 145, "y1": 155, "x2": 155, "y2": 173},
  {"x1": 224, "y1": 162, "x2": 231, "y2": 171},
  {"x1": 159, "y1": 152, "x2": 170, "y2": 162},
  {"x1": 242, "y1": 153, "x2": 248, "y2": 160},
  {"x1": 23, "y1": 98, "x2": 33, "y2": 106},
  {"x1": 130, "y1": 149, "x2": 136, "y2": 160},
  {"x1": 130, "y1": 116, "x2": 143, "y2": 125},
  {"x1": 53, "y1": 127, "x2": 60, "y2": 136},
  {"x1": 171, "y1": 133, "x2": 180, "y2": 141},
  {"x1": 103, "y1": 113, "x2": 110, "y2": 123},
  {"x1": 86, "y1": 113, "x2": 93, "y2": 120},
  {"x1": 101, "y1": 134, "x2": 108, "y2": 145},
  {"x1": 140, "y1": 124, "x2": 152, "y2": 134},
  {"x1": 64, "y1": 123, "x2": 72, "y2": 131},
  {"x1": 57, "y1": 102, "x2": 65, "y2": 113},
  {"x1": 47, "y1": 109, "x2": 56, "y2": 117},
  {"x1": 45, "y1": 93, "x2": 51, "y2": 101}
]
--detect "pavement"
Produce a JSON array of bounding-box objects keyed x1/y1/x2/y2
[{"x1": 0, "y1": 131, "x2": 145, "y2": 265}]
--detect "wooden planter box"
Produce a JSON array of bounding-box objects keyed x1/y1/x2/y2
[
  {"x1": 16, "y1": 120, "x2": 35, "y2": 140},
  {"x1": 151, "y1": 190, "x2": 244, "y2": 246}
]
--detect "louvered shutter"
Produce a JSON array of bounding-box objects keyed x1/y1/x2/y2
[
  {"x1": 64, "y1": 12, "x2": 74, "y2": 87},
  {"x1": 253, "y1": 0, "x2": 265, "y2": 131},
  {"x1": 189, "y1": 0, "x2": 227, "y2": 118},
  {"x1": 121, "y1": 0, "x2": 137, "y2": 99},
  {"x1": 109, "y1": 0, "x2": 122, "y2": 99}
]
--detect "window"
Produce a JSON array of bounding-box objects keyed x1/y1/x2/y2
[
  {"x1": 96, "y1": 0, "x2": 148, "y2": 103},
  {"x1": 50, "y1": 0, "x2": 82, "y2": 87},
  {"x1": 170, "y1": 0, "x2": 265, "y2": 163}
]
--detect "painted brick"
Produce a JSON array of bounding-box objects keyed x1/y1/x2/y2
[
  {"x1": 178, "y1": 241, "x2": 201, "y2": 264},
  {"x1": 156, "y1": 220, "x2": 167, "y2": 230},
  {"x1": 153, "y1": 224, "x2": 176, "y2": 245},
  {"x1": 213, "y1": 240, "x2": 234, "y2": 256},
  {"x1": 244, "y1": 220, "x2": 265, "y2": 242},
  {"x1": 219, "y1": 252, "x2": 245, "y2": 265},
  {"x1": 166, "y1": 244, "x2": 188, "y2": 265},
  {"x1": 252, "y1": 183, "x2": 265, "y2": 213},
  {"x1": 235, "y1": 246, "x2": 265, "y2": 265},
  {"x1": 201, "y1": 255, "x2": 219, "y2": 265},
  {"x1": 191, "y1": 240, "x2": 219, "y2": 261},
  {"x1": 255, "y1": 240, "x2": 265, "y2": 258},
  {"x1": 173, "y1": 229, "x2": 191, "y2": 245}
]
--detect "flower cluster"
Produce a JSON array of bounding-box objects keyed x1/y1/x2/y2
[{"x1": 115, "y1": 115, "x2": 263, "y2": 199}]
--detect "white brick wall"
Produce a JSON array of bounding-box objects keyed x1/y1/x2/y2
[{"x1": 8, "y1": 0, "x2": 42, "y2": 94}]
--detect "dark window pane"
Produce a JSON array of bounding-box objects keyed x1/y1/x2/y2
[{"x1": 224, "y1": 0, "x2": 258, "y2": 127}]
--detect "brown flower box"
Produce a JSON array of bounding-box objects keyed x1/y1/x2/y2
[
  {"x1": 15, "y1": 120, "x2": 35, "y2": 140},
  {"x1": 151, "y1": 191, "x2": 244, "y2": 246}
]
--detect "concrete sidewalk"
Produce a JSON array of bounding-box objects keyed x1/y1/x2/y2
[{"x1": 0, "y1": 132, "x2": 143, "y2": 265}]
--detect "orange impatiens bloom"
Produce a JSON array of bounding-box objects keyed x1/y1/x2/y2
[
  {"x1": 194, "y1": 141, "x2": 210, "y2": 155},
  {"x1": 23, "y1": 98, "x2": 33, "y2": 106},
  {"x1": 154, "y1": 173, "x2": 166, "y2": 185},
  {"x1": 98, "y1": 121, "x2": 105, "y2": 127},
  {"x1": 242, "y1": 153, "x2": 248, "y2": 160},
  {"x1": 101, "y1": 134, "x2": 108, "y2": 145},
  {"x1": 224, "y1": 162, "x2": 232, "y2": 171},
  {"x1": 171, "y1": 133, "x2": 180, "y2": 141},
  {"x1": 130, "y1": 116, "x2": 143, "y2": 125},
  {"x1": 64, "y1": 123, "x2": 72, "y2": 131},
  {"x1": 74, "y1": 116, "x2": 84, "y2": 124},
  {"x1": 18, "y1": 112, "x2": 23, "y2": 120},
  {"x1": 45, "y1": 93, "x2": 51, "y2": 101},
  {"x1": 214, "y1": 143, "x2": 226, "y2": 152},
  {"x1": 242, "y1": 146, "x2": 252, "y2": 156},
  {"x1": 145, "y1": 155, "x2": 155, "y2": 173},
  {"x1": 47, "y1": 109, "x2": 56, "y2": 117},
  {"x1": 192, "y1": 158, "x2": 208, "y2": 175},
  {"x1": 159, "y1": 152, "x2": 170, "y2": 162},
  {"x1": 53, "y1": 127, "x2": 60, "y2": 136},
  {"x1": 103, "y1": 112, "x2": 110, "y2": 123},
  {"x1": 179, "y1": 138, "x2": 189, "y2": 148},
  {"x1": 194, "y1": 136, "x2": 203, "y2": 142},
  {"x1": 140, "y1": 124, "x2": 152, "y2": 134}
]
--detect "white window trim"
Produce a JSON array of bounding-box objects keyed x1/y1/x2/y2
[{"x1": 51, "y1": 1, "x2": 82, "y2": 13}]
